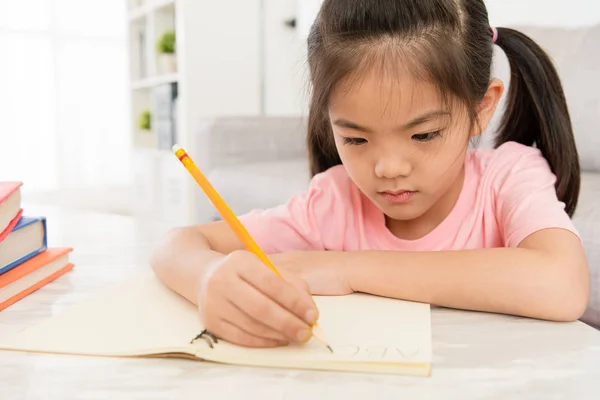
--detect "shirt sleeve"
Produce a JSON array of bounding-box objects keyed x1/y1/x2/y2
[
  {"x1": 492, "y1": 142, "x2": 580, "y2": 248},
  {"x1": 237, "y1": 166, "x2": 353, "y2": 254}
]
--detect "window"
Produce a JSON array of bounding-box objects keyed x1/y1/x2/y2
[{"x1": 0, "y1": 0, "x2": 130, "y2": 190}]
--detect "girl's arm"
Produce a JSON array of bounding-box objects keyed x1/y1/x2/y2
[
  {"x1": 149, "y1": 223, "x2": 237, "y2": 304},
  {"x1": 282, "y1": 228, "x2": 589, "y2": 322}
]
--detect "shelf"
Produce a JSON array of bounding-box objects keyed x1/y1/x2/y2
[
  {"x1": 126, "y1": 0, "x2": 266, "y2": 225},
  {"x1": 128, "y1": 5, "x2": 152, "y2": 21},
  {"x1": 131, "y1": 73, "x2": 178, "y2": 90},
  {"x1": 128, "y1": 0, "x2": 175, "y2": 21}
]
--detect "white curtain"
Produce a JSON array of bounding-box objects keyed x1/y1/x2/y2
[{"x1": 0, "y1": 0, "x2": 130, "y2": 192}]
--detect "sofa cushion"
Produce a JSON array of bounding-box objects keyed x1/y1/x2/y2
[
  {"x1": 574, "y1": 172, "x2": 600, "y2": 329},
  {"x1": 207, "y1": 159, "x2": 310, "y2": 219}
]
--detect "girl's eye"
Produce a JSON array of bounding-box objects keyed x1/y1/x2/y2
[
  {"x1": 343, "y1": 137, "x2": 368, "y2": 146},
  {"x1": 412, "y1": 131, "x2": 441, "y2": 142}
]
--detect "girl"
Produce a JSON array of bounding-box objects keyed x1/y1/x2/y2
[{"x1": 151, "y1": 0, "x2": 590, "y2": 349}]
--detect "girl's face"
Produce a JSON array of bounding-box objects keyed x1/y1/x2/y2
[{"x1": 328, "y1": 68, "x2": 501, "y2": 228}]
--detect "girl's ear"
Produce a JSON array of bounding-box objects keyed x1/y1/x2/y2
[{"x1": 470, "y1": 78, "x2": 504, "y2": 137}]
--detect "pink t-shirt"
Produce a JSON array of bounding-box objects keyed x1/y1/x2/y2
[{"x1": 239, "y1": 142, "x2": 579, "y2": 253}]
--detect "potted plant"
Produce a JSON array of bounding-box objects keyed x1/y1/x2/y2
[
  {"x1": 156, "y1": 30, "x2": 176, "y2": 74},
  {"x1": 137, "y1": 109, "x2": 155, "y2": 147},
  {"x1": 138, "y1": 109, "x2": 152, "y2": 132}
]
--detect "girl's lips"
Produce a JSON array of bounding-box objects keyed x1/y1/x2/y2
[{"x1": 380, "y1": 190, "x2": 416, "y2": 204}]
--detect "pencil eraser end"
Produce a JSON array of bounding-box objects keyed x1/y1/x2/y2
[{"x1": 172, "y1": 144, "x2": 182, "y2": 154}]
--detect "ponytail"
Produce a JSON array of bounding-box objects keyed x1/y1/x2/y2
[{"x1": 494, "y1": 27, "x2": 580, "y2": 217}]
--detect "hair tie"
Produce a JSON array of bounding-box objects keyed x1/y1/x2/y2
[{"x1": 491, "y1": 27, "x2": 498, "y2": 44}]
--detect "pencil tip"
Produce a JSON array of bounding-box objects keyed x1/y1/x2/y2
[{"x1": 311, "y1": 325, "x2": 333, "y2": 353}]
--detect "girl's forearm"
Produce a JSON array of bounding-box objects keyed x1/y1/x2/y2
[
  {"x1": 341, "y1": 248, "x2": 588, "y2": 322},
  {"x1": 150, "y1": 227, "x2": 225, "y2": 305}
]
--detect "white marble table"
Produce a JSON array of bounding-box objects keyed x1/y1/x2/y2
[{"x1": 1, "y1": 205, "x2": 600, "y2": 400}]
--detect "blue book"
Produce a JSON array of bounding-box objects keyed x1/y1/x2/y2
[{"x1": 0, "y1": 216, "x2": 47, "y2": 275}]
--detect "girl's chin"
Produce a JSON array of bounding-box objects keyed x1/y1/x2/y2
[{"x1": 377, "y1": 202, "x2": 429, "y2": 222}]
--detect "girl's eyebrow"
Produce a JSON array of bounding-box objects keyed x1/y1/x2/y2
[
  {"x1": 403, "y1": 110, "x2": 450, "y2": 130},
  {"x1": 333, "y1": 110, "x2": 450, "y2": 133}
]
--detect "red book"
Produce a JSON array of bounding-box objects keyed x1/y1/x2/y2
[
  {"x1": 0, "y1": 248, "x2": 74, "y2": 311},
  {"x1": 0, "y1": 182, "x2": 23, "y2": 242}
]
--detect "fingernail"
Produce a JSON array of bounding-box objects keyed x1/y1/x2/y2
[
  {"x1": 296, "y1": 328, "x2": 311, "y2": 343},
  {"x1": 305, "y1": 309, "x2": 318, "y2": 324}
]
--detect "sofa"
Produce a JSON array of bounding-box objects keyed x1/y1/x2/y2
[{"x1": 192, "y1": 24, "x2": 600, "y2": 329}]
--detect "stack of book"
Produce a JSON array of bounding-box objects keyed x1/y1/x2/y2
[{"x1": 0, "y1": 182, "x2": 74, "y2": 311}]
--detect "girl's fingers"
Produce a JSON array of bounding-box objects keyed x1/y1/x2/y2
[
  {"x1": 238, "y1": 262, "x2": 318, "y2": 326},
  {"x1": 213, "y1": 318, "x2": 287, "y2": 348},
  {"x1": 222, "y1": 298, "x2": 289, "y2": 343},
  {"x1": 229, "y1": 272, "x2": 312, "y2": 343},
  {"x1": 201, "y1": 271, "x2": 295, "y2": 346}
]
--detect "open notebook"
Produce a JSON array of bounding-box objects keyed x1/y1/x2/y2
[{"x1": 0, "y1": 270, "x2": 432, "y2": 376}]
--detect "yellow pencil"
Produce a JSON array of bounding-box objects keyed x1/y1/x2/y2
[{"x1": 172, "y1": 144, "x2": 331, "y2": 352}]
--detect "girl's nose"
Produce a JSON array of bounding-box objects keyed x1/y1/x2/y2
[{"x1": 374, "y1": 151, "x2": 412, "y2": 179}]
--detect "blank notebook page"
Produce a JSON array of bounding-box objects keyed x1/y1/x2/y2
[
  {"x1": 0, "y1": 270, "x2": 432, "y2": 369},
  {"x1": 0, "y1": 271, "x2": 201, "y2": 356}
]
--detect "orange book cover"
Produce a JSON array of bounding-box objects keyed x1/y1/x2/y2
[{"x1": 0, "y1": 248, "x2": 74, "y2": 311}]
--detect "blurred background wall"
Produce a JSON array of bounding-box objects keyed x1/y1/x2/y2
[{"x1": 0, "y1": 0, "x2": 597, "y2": 222}]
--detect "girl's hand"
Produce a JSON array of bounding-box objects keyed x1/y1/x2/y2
[
  {"x1": 198, "y1": 250, "x2": 318, "y2": 348},
  {"x1": 270, "y1": 252, "x2": 354, "y2": 296}
]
